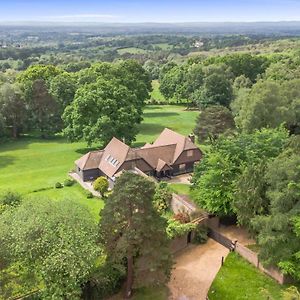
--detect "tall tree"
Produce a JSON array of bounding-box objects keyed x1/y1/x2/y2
[
  {"x1": 99, "y1": 172, "x2": 172, "y2": 298},
  {"x1": 252, "y1": 137, "x2": 300, "y2": 281},
  {"x1": 63, "y1": 78, "x2": 142, "y2": 146},
  {"x1": 191, "y1": 128, "x2": 288, "y2": 216},
  {"x1": 194, "y1": 72, "x2": 233, "y2": 108},
  {"x1": 0, "y1": 83, "x2": 26, "y2": 138},
  {"x1": 30, "y1": 79, "x2": 60, "y2": 136},
  {"x1": 0, "y1": 198, "x2": 100, "y2": 299},
  {"x1": 233, "y1": 79, "x2": 300, "y2": 134},
  {"x1": 194, "y1": 105, "x2": 235, "y2": 142},
  {"x1": 233, "y1": 162, "x2": 269, "y2": 229},
  {"x1": 17, "y1": 65, "x2": 64, "y2": 136}
]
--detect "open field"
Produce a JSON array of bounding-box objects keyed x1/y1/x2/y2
[
  {"x1": 117, "y1": 47, "x2": 148, "y2": 54},
  {"x1": 0, "y1": 105, "x2": 198, "y2": 216},
  {"x1": 208, "y1": 252, "x2": 287, "y2": 300}
]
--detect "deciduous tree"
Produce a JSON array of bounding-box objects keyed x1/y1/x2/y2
[
  {"x1": 0, "y1": 198, "x2": 100, "y2": 299},
  {"x1": 0, "y1": 83, "x2": 27, "y2": 138},
  {"x1": 194, "y1": 105, "x2": 235, "y2": 142}
]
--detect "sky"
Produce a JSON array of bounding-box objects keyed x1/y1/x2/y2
[{"x1": 0, "y1": 0, "x2": 300, "y2": 23}]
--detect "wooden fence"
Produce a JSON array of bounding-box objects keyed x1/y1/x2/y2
[{"x1": 208, "y1": 227, "x2": 235, "y2": 250}]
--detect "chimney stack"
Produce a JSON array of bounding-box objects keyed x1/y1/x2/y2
[{"x1": 188, "y1": 133, "x2": 195, "y2": 143}]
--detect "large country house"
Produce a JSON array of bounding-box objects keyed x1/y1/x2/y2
[{"x1": 75, "y1": 128, "x2": 202, "y2": 185}]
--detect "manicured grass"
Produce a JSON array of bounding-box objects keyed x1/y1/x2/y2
[
  {"x1": 150, "y1": 80, "x2": 166, "y2": 102},
  {"x1": 136, "y1": 105, "x2": 198, "y2": 146},
  {"x1": 169, "y1": 183, "x2": 198, "y2": 204},
  {"x1": 27, "y1": 183, "x2": 104, "y2": 220},
  {"x1": 0, "y1": 105, "x2": 198, "y2": 216},
  {"x1": 169, "y1": 183, "x2": 191, "y2": 195},
  {"x1": 0, "y1": 137, "x2": 87, "y2": 194},
  {"x1": 208, "y1": 252, "x2": 287, "y2": 300}
]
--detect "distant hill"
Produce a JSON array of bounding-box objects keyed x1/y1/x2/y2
[{"x1": 1, "y1": 21, "x2": 300, "y2": 36}]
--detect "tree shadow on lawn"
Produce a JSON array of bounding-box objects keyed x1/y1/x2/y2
[
  {"x1": 0, "y1": 135, "x2": 73, "y2": 152},
  {"x1": 0, "y1": 155, "x2": 16, "y2": 169},
  {"x1": 75, "y1": 146, "x2": 101, "y2": 155},
  {"x1": 138, "y1": 122, "x2": 165, "y2": 137},
  {"x1": 143, "y1": 112, "x2": 179, "y2": 118}
]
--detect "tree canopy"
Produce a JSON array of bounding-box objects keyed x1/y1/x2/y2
[
  {"x1": 252, "y1": 138, "x2": 300, "y2": 280},
  {"x1": 0, "y1": 198, "x2": 100, "y2": 299},
  {"x1": 191, "y1": 127, "x2": 288, "y2": 216},
  {"x1": 194, "y1": 105, "x2": 235, "y2": 142},
  {"x1": 99, "y1": 172, "x2": 172, "y2": 298}
]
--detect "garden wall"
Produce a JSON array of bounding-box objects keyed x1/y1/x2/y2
[
  {"x1": 234, "y1": 242, "x2": 290, "y2": 284},
  {"x1": 235, "y1": 243, "x2": 289, "y2": 284},
  {"x1": 171, "y1": 193, "x2": 197, "y2": 214},
  {"x1": 207, "y1": 226, "x2": 290, "y2": 284}
]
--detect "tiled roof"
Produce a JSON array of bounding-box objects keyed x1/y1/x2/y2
[
  {"x1": 137, "y1": 144, "x2": 176, "y2": 168},
  {"x1": 98, "y1": 137, "x2": 130, "y2": 178},
  {"x1": 152, "y1": 128, "x2": 198, "y2": 163},
  {"x1": 156, "y1": 158, "x2": 172, "y2": 172},
  {"x1": 75, "y1": 150, "x2": 103, "y2": 170},
  {"x1": 75, "y1": 128, "x2": 201, "y2": 178}
]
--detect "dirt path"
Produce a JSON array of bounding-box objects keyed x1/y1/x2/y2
[
  {"x1": 217, "y1": 225, "x2": 255, "y2": 246},
  {"x1": 168, "y1": 239, "x2": 229, "y2": 300}
]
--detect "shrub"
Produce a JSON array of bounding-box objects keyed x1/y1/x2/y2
[
  {"x1": 0, "y1": 191, "x2": 22, "y2": 208},
  {"x1": 93, "y1": 177, "x2": 109, "y2": 197},
  {"x1": 64, "y1": 178, "x2": 75, "y2": 187},
  {"x1": 192, "y1": 225, "x2": 208, "y2": 244},
  {"x1": 166, "y1": 219, "x2": 196, "y2": 239},
  {"x1": 55, "y1": 182, "x2": 63, "y2": 189},
  {"x1": 86, "y1": 192, "x2": 94, "y2": 199},
  {"x1": 173, "y1": 212, "x2": 190, "y2": 224},
  {"x1": 153, "y1": 182, "x2": 172, "y2": 214},
  {"x1": 82, "y1": 263, "x2": 124, "y2": 300},
  {"x1": 32, "y1": 187, "x2": 53, "y2": 193}
]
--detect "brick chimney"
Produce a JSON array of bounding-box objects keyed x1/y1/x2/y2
[{"x1": 188, "y1": 133, "x2": 195, "y2": 143}]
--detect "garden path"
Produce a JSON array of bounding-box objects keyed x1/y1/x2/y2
[{"x1": 168, "y1": 239, "x2": 229, "y2": 300}]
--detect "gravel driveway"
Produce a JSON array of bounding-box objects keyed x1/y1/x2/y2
[{"x1": 168, "y1": 239, "x2": 229, "y2": 300}]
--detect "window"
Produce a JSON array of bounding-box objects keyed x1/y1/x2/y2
[
  {"x1": 187, "y1": 150, "x2": 193, "y2": 157},
  {"x1": 106, "y1": 154, "x2": 120, "y2": 168}
]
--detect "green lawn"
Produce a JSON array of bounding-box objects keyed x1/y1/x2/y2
[
  {"x1": 27, "y1": 184, "x2": 104, "y2": 220},
  {"x1": 0, "y1": 105, "x2": 198, "y2": 216},
  {"x1": 208, "y1": 253, "x2": 287, "y2": 300},
  {"x1": 136, "y1": 105, "x2": 198, "y2": 146},
  {"x1": 150, "y1": 80, "x2": 166, "y2": 102},
  {"x1": 169, "y1": 183, "x2": 191, "y2": 195}
]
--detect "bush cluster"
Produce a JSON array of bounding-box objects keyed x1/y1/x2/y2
[
  {"x1": 55, "y1": 182, "x2": 63, "y2": 189},
  {"x1": 64, "y1": 178, "x2": 75, "y2": 187}
]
